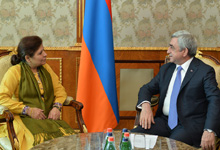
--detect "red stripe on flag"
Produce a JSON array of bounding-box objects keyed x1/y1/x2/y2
[
  {"x1": 105, "y1": 0, "x2": 112, "y2": 20},
  {"x1": 77, "y1": 36, "x2": 118, "y2": 132}
]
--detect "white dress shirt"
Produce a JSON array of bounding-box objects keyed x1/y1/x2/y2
[
  {"x1": 162, "y1": 57, "x2": 193, "y2": 115},
  {"x1": 137, "y1": 57, "x2": 193, "y2": 113}
]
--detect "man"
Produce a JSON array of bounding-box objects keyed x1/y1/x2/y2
[{"x1": 131, "y1": 30, "x2": 220, "y2": 150}]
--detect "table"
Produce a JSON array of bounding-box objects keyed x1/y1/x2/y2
[{"x1": 32, "y1": 131, "x2": 201, "y2": 150}]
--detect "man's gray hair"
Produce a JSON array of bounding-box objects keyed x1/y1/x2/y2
[{"x1": 171, "y1": 30, "x2": 197, "y2": 57}]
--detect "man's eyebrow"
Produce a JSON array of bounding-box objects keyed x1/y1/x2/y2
[
  {"x1": 169, "y1": 44, "x2": 173, "y2": 47},
  {"x1": 38, "y1": 49, "x2": 44, "y2": 54}
]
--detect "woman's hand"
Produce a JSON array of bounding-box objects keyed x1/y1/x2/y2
[
  {"x1": 48, "y1": 107, "x2": 61, "y2": 120},
  {"x1": 27, "y1": 107, "x2": 46, "y2": 120}
]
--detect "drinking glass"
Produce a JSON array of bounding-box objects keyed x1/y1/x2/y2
[
  {"x1": 76, "y1": 137, "x2": 81, "y2": 150},
  {"x1": 76, "y1": 134, "x2": 90, "y2": 150},
  {"x1": 133, "y1": 134, "x2": 146, "y2": 149},
  {"x1": 145, "y1": 137, "x2": 151, "y2": 149},
  {"x1": 92, "y1": 133, "x2": 101, "y2": 150},
  {"x1": 102, "y1": 129, "x2": 107, "y2": 149},
  {"x1": 85, "y1": 138, "x2": 91, "y2": 150}
]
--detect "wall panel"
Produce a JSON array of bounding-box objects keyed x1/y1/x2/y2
[{"x1": 1, "y1": 48, "x2": 220, "y2": 129}]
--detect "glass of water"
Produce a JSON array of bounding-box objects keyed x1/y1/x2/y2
[{"x1": 133, "y1": 134, "x2": 146, "y2": 149}]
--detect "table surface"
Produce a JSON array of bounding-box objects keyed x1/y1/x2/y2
[{"x1": 32, "y1": 131, "x2": 201, "y2": 150}]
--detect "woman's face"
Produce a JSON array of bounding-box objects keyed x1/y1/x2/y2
[{"x1": 27, "y1": 44, "x2": 47, "y2": 69}]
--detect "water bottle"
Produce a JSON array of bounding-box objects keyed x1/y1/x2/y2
[
  {"x1": 104, "y1": 137, "x2": 116, "y2": 150},
  {"x1": 103, "y1": 128, "x2": 113, "y2": 149},
  {"x1": 120, "y1": 128, "x2": 128, "y2": 145},
  {"x1": 119, "y1": 132, "x2": 132, "y2": 150}
]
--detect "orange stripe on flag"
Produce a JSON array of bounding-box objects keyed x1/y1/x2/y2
[{"x1": 77, "y1": 36, "x2": 118, "y2": 132}]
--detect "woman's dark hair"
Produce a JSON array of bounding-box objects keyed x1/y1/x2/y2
[{"x1": 11, "y1": 36, "x2": 43, "y2": 65}]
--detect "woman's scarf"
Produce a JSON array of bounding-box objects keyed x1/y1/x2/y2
[{"x1": 19, "y1": 62, "x2": 75, "y2": 146}]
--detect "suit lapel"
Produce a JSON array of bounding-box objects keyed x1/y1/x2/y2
[
  {"x1": 156, "y1": 63, "x2": 176, "y2": 116},
  {"x1": 160, "y1": 64, "x2": 176, "y2": 102},
  {"x1": 180, "y1": 58, "x2": 199, "y2": 91}
]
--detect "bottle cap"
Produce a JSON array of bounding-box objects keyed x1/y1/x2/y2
[
  {"x1": 108, "y1": 136, "x2": 114, "y2": 142},
  {"x1": 124, "y1": 132, "x2": 129, "y2": 137},
  {"x1": 122, "y1": 128, "x2": 128, "y2": 133},
  {"x1": 107, "y1": 128, "x2": 113, "y2": 132},
  {"x1": 107, "y1": 132, "x2": 113, "y2": 136}
]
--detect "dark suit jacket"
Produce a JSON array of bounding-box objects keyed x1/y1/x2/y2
[{"x1": 138, "y1": 57, "x2": 220, "y2": 145}]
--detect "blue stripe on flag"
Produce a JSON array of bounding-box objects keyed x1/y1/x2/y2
[{"x1": 83, "y1": 0, "x2": 119, "y2": 122}]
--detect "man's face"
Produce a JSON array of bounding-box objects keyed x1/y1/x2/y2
[{"x1": 167, "y1": 37, "x2": 185, "y2": 65}]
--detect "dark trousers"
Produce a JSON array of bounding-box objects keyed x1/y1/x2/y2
[{"x1": 131, "y1": 115, "x2": 197, "y2": 147}]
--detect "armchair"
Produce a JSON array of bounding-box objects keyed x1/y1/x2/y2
[
  {"x1": 198, "y1": 53, "x2": 220, "y2": 150},
  {"x1": 133, "y1": 52, "x2": 220, "y2": 150},
  {"x1": 133, "y1": 95, "x2": 159, "y2": 128},
  {"x1": 0, "y1": 50, "x2": 87, "y2": 150}
]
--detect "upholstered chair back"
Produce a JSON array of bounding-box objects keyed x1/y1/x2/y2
[
  {"x1": 198, "y1": 55, "x2": 220, "y2": 89},
  {"x1": 166, "y1": 52, "x2": 220, "y2": 88},
  {"x1": 0, "y1": 54, "x2": 12, "y2": 83},
  {"x1": 0, "y1": 52, "x2": 16, "y2": 150},
  {"x1": 198, "y1": 54, "x2": 220, "y2": 150}
]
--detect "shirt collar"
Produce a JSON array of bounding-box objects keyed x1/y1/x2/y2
[{"x1": 176, "y1": 57, "x2": 194, "y2": 72}]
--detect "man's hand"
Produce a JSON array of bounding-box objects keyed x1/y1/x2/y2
[
  {"x1": 140, "y1": 102, "x2": 155, "y2": 129},
  {"x1": 27, "y1": 107, "x2": 46, "y2": 120},
  {"x1": 48, "y1": 107, "x2": 61, "y2": 120},
  {"x1": 200, "y1": 130, "x2": 215, "y2": 150}
]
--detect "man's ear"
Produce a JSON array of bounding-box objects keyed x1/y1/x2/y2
[{"x1": 183, "y1": 48, "x2": 189, "y2": 57}]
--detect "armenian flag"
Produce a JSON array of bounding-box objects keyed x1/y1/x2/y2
[{"x1": 76, "y1": 0, "x2": 119, "y2": 132}]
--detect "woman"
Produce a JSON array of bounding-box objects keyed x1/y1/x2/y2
[{"x1": 0, "y1": 36, "x2": 75, "y2": 149}]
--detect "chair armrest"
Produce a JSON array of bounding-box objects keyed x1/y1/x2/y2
[
  {"x1": 134, "y1": 107, "x2": 141, "y2": 128},
  {"x1": 151, "y1": 95, "x2": 159, "y2": 107},
  {"x1": 216, "y1": 137, "x2": 220, "y2": 150},
  {"x1": 63, "y1": 96, "x2": 74, "y2": 106},
  {"x1": 63, "y1": 98, "x2": 87, "y2": 133},
  {"x1": 0, "y1": 106, "x2": 19, "y2": 150},
  {"x1": 0, "y1": 105, "x2": 8, "y2": 115},
  {"x1": 133, "y1": 96, "x2": 159, "y2": 128}
]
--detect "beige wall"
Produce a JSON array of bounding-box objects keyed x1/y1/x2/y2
[
  {"x1": 0, "y1": 0, "x2": 220, "y2": 48},
  {"x1": 0, "y1": 0, "x2": 77, "y2": 47},
  {"x1": 112, "y1": 0, "x2": 220, "y2": 47}
]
